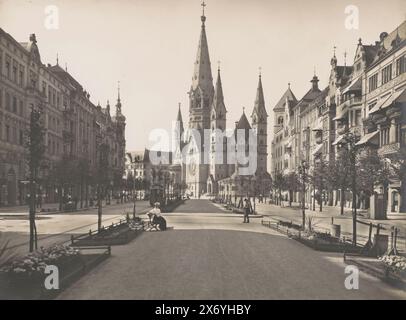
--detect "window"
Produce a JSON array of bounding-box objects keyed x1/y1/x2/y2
[
  {"x1": 380, "y1": 127, "x2": 390, "y2": 146},
  {"x1": 0, "y1": 49, "x2": 2, "y2": 75},
  {"x1": 354, "y1": 110, "x2": 361, "y2": 126},
  {"x1": 395, "y1": 55, "x2": 405, "y2": 76},
  {"x1": 5, "y1": 125, "x2": 10, "y2": 142},
  {"x1": 381, "y1": 64, "x2": 392, "y2": 85},
  {"x1": 19, "y1": 65, "x2": 24, "y2": 86},
  {"x1": 5, "y1": 92, "x2": 10, "y2": 111},
  {"x1": 5, "y1": 55, "x2": 11, "y2": 78},
  {"x1": 12, "y1": 126, "x2": 16, "y2": 143},
  {"x1": 19, "y1": 100, "x2": 23, "y2": 116},
  {"x1": 12, "y1": 96, "x2": 17, "y2": 113},
  {"x1": 368, "y1": 73, "x2": 378, "y2": 92},
  {"x1": 19, "y1": 130, "x2": 24, "y2": 145},
  {"x1": 396, "y1": 124, "x2": 401, "y2": 143},
  {"x1": 12, "y1": 61, "x2": 18, "y2": 82},
  {"x1": 356, "y1": 62, "x2": 361, "y2": 71}
]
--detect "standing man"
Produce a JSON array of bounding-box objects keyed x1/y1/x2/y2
[{"x1": 243, "y1": 198, "x2": 250, "y2": 223}]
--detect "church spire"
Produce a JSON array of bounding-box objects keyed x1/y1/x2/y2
[
  {"x1": 212, "y1": 64, "x2": 226, "y2": 113},
  {"x1": 116, "y1": 81, "x2": 122, "y2": 115},
  {"x1": 177, "y1": 102, "x2": 184, "y2": 133},
  {"x1": 191, "y1": 1, "x2": 213, "y2": 97},
  {"x1": 252, "y1": 71, "x2": 267, "y2": 117}
]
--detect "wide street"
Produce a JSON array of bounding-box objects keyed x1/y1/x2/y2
[
  {"x1": 57, "y1": 199, "x2": 406, "y2": 300},
  {"x1": 0, "y1": 200, "x2": 151, "y2": 254}
]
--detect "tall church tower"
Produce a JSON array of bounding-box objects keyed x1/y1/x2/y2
[
  {"x1": 188, "y1": 3, "x2": 214, "y2": 132},
  {"x1": 185, "y1": 2, "x2": 214, "y2": 197},
  {"x1": 251, "y1": 73, "x2": 268, "y2": 175}
]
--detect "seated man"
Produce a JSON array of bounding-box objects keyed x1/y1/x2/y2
[{"x1": 147, "y1": 202, "x2": 167, "y2": 231}]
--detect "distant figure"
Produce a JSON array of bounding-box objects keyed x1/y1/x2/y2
[
  {"x1": 243, "y1": 198, "x2": 250, "y2": 223},
  {"x1": 148, "y1": 202, "x2": 167, "y2": 231}
]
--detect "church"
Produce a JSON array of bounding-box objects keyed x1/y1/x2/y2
[{"x1": 171, "y1": 3, "x2": 271, "y2": 200}]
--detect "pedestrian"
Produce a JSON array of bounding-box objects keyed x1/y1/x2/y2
[{"x1": 243, "y1": 198, "x2": 250, "y2": 223}]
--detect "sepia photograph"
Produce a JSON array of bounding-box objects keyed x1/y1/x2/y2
[{"x1": 0, "y1": 0, "x2": 405, "y2": 308}]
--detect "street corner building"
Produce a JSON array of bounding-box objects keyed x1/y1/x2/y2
[
  {"x1": 163, "y1": 8, "x2": 272, "y2": 201},
  {"x1": 0, "y1": 30, "x2": 127, "y2": 207},
  {"x1": 271, "y1": 20, "x2": 406, "y2": 217}
]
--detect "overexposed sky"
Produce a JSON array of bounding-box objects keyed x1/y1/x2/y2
[{"x1": 0, "y1": 0, "x2": 405, "y2": 152}]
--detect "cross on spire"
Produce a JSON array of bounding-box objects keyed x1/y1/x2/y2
[
  {"x1": 117, "y1": 80, "x2": 121, "y2": 101},
  {"x1": 259, "y1": 66, "x2": 262, "y2": 77},
  {"x1": 333, "y1": 45, "x2": 336, "y2": 57},
  {"x1": 217, "y1": 60, "x2": 221, "y2": 71},
  {"x1": 344, "y1": 50, "x2": 347, "y2": 66},
  {"x1": 201, "y1": 1, "x2": 206, "y2": 16}
]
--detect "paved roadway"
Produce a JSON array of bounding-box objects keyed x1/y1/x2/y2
[
  {"x1": 58, "y1": 200, "x2": 406, "y2": 300},
  {"x1": 174, "y1": 199, "x2": 226, "y2": 213}
]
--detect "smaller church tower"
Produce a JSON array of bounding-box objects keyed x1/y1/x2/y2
[
  {"x1": 209, "y1": 65, "x2": 228, "y2": 188},
  {"x1": 251, "y1": 72, "x2": 268, "y2": 175}
]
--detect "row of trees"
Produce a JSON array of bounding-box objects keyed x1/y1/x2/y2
[
  {"x1": 271, "y1": 132, "x2": 405, "y2": 244},
  {"x1": 26, "y1": 106, "x2": 128, "y2": 251}
]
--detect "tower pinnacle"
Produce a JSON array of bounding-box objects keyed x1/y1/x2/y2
[{"x1": 201, "y1": 1, "x2": 206, "y2": 24}]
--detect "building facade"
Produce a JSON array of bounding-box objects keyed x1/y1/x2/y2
[
  {"x1": 0, "y1": 29, "x2": 126, "y2": 206},
  {"x1": 271, "y1": 20, "x2": 406, "y2": 217}
]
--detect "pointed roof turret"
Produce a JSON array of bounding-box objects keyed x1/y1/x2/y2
[
  {"x1": 252, "y1": 72, "x2": 267, "y2": 118},
  {"x1": 106, "y1": 100, "x2": 110, "y2": 115},
  {"x1": 116, "y1": 81, "x2": 122, "y2": 114},
  {"x1": 236, "y1": 108, "x2": 252, "y2": 130},
  {"x1": 212, "y1": 65, "x2": 226, "y2": 115},
  {"x1": 176, "y1": 103, "x2": 184, "y2": 133},
  {"x1": 273, "y1": 83, "x2": 297, "y2": 111},
  {"x1": 191, "y1": 1, "x2": 214, "y2": 98}
]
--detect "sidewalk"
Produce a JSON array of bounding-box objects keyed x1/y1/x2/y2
[
  {"x1": 0, "y1": 200, "x2": 132, "y2": 215},
  {"x1": 255, "y1": 202, "x2": 406, "y2": 252}
]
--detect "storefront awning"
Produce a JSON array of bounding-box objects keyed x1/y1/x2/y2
[
  {"x1": 332, "y1": 135, "x2": 345, "y2": 146},
  {"x1": 312, "y1": 144, "x2": 323, "y2": 156},
  {"x1": 333, "y1": 106, "x2": 348, "y2": 121},
  {"x1": 355, "y1": 130, "x2": 379, "y2": 146},
  {"x1": 369, "y1": 88, "x2": 406, "y2": 114},
  {"x1": 342, "y1": 77, "x2": 362, "y2": 94}
]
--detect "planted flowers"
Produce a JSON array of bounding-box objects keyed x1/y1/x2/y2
[
  {"x1": 379, "y1": 255, "x2": 406, "y2": 275},
  {"x1": 0, "y1": 245, "x2": 80, "y2": 280}
]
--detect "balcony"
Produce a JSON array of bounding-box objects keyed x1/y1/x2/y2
[
  {"x1": 340, "y1": 96, "x2": 362, "y2": 109},
  {"x1": 378, "y1": 142, "x2": 400, "y2": 156}
]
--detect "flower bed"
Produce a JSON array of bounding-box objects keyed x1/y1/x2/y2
[
  {"x1": 379, "y1": 255, "x2": 406, "y2": 286},
  {"x1": 0, "y1": 245, "x2": 110, "y2": 299},
  {"x1": 292, "y1": 230, "x2": 362, "y2": 253},
  {"x1": 71, "y1": 218, "x2": 144, "y2": 246},
  {"x1": 344, "y1": 254, "x2": 406, "y2": 289},
  {"x1": 261, "y1": 219, "x2": 361, "y2": 253}
]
